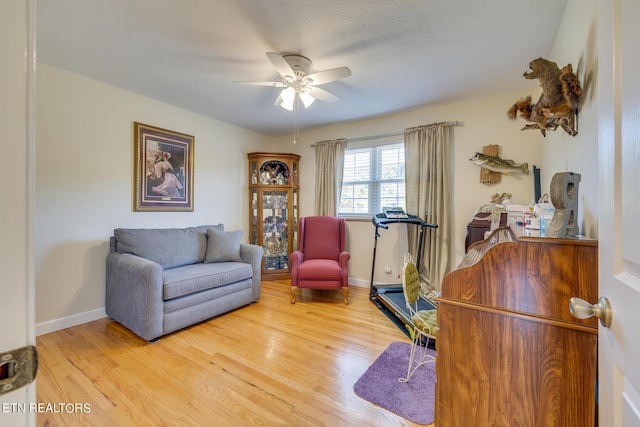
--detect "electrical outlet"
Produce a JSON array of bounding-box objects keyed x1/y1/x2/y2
[{"x1": 384, "y1": 264, "x2": 392, "y2": 274}]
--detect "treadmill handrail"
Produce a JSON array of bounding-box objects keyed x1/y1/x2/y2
[{"x1": 369, "y1": 212, "x2": 438, "y2": 299}]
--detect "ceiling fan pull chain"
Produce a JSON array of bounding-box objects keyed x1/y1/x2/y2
[{"x1": 293, "y1": 96, "x2": 299, "y2": 144}]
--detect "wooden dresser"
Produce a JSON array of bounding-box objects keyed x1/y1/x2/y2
[
  {"x1": 465, "y1": 211, "x2": 507, "y2": 252},
  {"x1": 435, "y1": 236, "x2": 598, "y2": 426}
]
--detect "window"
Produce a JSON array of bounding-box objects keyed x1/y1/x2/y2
[{"x1": 339, "y1": 142, "x2": 405, "y2": 216}]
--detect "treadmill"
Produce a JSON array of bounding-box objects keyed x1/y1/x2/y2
[{"x1": 369, "y1": 212, "x2": 438, "y2": 336}]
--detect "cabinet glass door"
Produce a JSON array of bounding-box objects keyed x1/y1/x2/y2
[
  {"x1": 262, "y1": 190, "x2": 289, "y2": 271},
  {"x1": 292, "y1": 189, "x2": 298, "y2": 252},
  {"x1": 250, "y1": 189, "x2": 258, "y2": 245}
]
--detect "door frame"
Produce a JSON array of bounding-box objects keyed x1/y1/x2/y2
[{"x1": 0, "y1": 0, "x2": 37, "y2": 426}]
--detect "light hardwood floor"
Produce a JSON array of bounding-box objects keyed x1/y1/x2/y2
[{"x1": 36, "y1": 281, "x2": 433, "y2": 426}]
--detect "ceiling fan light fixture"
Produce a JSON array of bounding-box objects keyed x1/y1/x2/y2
[
  {"x1": 279, "y1": 87, "x2": 296, "y2": 111},
  {"x1": 236, "y1": 52, "x2": 350, "y2": 114},
  {"x1": 299, "y1": 91, "x2": 315, "y2": 108}
]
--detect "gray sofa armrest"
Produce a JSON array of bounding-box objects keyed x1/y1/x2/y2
[
  {"x1": 106, "y1": 252, "x2": 164, "y2": 341},
  {"x1": 240, "y1": 243, "x2": 264, "y2": 301}
]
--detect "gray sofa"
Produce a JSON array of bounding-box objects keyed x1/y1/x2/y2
[{"x1": 106, "y1": 224, "x2": 263, "y2": 342}]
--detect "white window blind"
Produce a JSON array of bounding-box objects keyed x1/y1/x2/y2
[{"x1": 338, "y1": 142, "x2": 405, "y2": 217}]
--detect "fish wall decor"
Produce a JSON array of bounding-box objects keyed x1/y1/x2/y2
[{"x1": 470, "y1": 153, "x2": 529, "y2": 175}]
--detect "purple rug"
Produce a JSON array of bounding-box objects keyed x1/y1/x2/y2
[{"x1": 353, "y1": 341, "x2": 436, "y2": 425}]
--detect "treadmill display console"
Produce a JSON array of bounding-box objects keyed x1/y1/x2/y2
[{"x1": 382, "y1": 206, "x2": 408, "y2": 219}]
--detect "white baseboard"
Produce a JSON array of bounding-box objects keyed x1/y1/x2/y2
[
  {"x1": 36, "y1": 279, "x2": 375, "y2": 335},
  {"x1": 36, "y1": 307, "x2": 107, "y2": 336},
  {"x1": 348, "y1": 277, "x2": 370, "y2": 288},
  {"x1": 349, "y1": 277, "x2": 400, "y2": 288}
]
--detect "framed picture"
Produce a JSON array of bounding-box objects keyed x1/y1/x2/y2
[{"x1": 133, "y1": 122, "x2": 194, "y2": 211}]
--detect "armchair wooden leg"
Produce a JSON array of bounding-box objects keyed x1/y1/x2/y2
[
  {"x1": 291, "y1": 286, "x2": 298, "y2": 304},
  {"x1": 343, "y1": 287, "x2": 349, "y2": 305}
]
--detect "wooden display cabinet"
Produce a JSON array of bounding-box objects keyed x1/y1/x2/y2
[{"x1": 247, "y1": 152, "x2": 300, "y2": 280}]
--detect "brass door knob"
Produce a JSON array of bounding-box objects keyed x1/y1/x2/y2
[{"x1": 570, "y1": 296, "x2": 612, "y2": 328}]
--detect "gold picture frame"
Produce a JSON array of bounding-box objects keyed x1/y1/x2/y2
[{"x1": 133, "y1": 122, "x2": 194, "y2": 211}]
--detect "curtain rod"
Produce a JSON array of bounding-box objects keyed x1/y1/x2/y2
[
  {"x1": 345, "y1": 121, "x2": 460, "y2": 144},
  {"x1": 311, "y1": 121, "x2": 460, "y2": 146}
]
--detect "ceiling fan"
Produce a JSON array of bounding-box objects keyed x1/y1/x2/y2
[{"x1": 234, "y1": 52, "x2": 351, "y2": 111}]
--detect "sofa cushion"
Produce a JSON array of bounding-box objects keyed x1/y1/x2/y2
[
  {"x1": 162, "y1": 262, "x2": 253, "y2": 300},
  {"x1": 204, "y1": 228, "x2": 243, "y2": 263},
  {"x1": 114, "y1": 224, "x2": 223, "y2": 269}
]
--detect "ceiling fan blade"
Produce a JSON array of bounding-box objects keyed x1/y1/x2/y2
[
  {"x1": 305, "y1": 67, "x2": 351, "y2": 85},
  {"x1": 266, "y1": 52, "x2": 296, "y2": 79},
  {"x1": 308, "y1": 86, "x2": 338, "y2": 103},
  {"x1": 233, "y1": 80, "x2": 286, "y2": 87}
]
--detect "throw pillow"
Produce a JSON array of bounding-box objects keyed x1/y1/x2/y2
[
  {"x1": 114, "y1": 226, "x2": 220, "y2": 269},
  {"x1": 204, "y1": 228, "x2": 243, "y2": 263}
]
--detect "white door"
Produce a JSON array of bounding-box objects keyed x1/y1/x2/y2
[
  {"x1": 597, "y1": 0, "x2": 640, "y2": 424},
  {"x1": 0, "y1": 0, "x2": 36, "y2": 426}
]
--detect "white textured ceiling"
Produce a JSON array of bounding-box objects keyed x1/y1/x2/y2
[{"x1": 37, "y1": 0, "x2": 568, "y2": 135}]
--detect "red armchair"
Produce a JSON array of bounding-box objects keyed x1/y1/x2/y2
[{"x1": 289, "y1": 216, "x2": 350, "y2": 304}]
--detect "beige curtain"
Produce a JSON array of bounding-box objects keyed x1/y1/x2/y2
[
  {"x1": 313, "y1": 138, "x2": 346, "y2": 216},
  {"x1": 404, "y1": 123, "x2": 452, "y2": 297}
]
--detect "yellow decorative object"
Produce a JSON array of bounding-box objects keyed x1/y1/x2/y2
[
  {"x1": 413, "y1": 309, "x2": 438, "y2": 337},
  {"x1": 400, "y1": 252, "x2": 436, "y2": 383}
]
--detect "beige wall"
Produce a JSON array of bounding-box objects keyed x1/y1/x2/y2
[
  {"x1": 274, "y1": 90, "x2": 544, "y2": 285},
  {"x1": 273, "y1": 0, "x2": 600, "y2": 287},
  {"x1": 544, "y1": 0, "x2": 599, "y2": 238},
  {"x1": 35, "y1": 64, "x2": 274, "y2": 332},
  {"x1": 35, "y1": 0, "x2": 599, "y2": 332}
]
